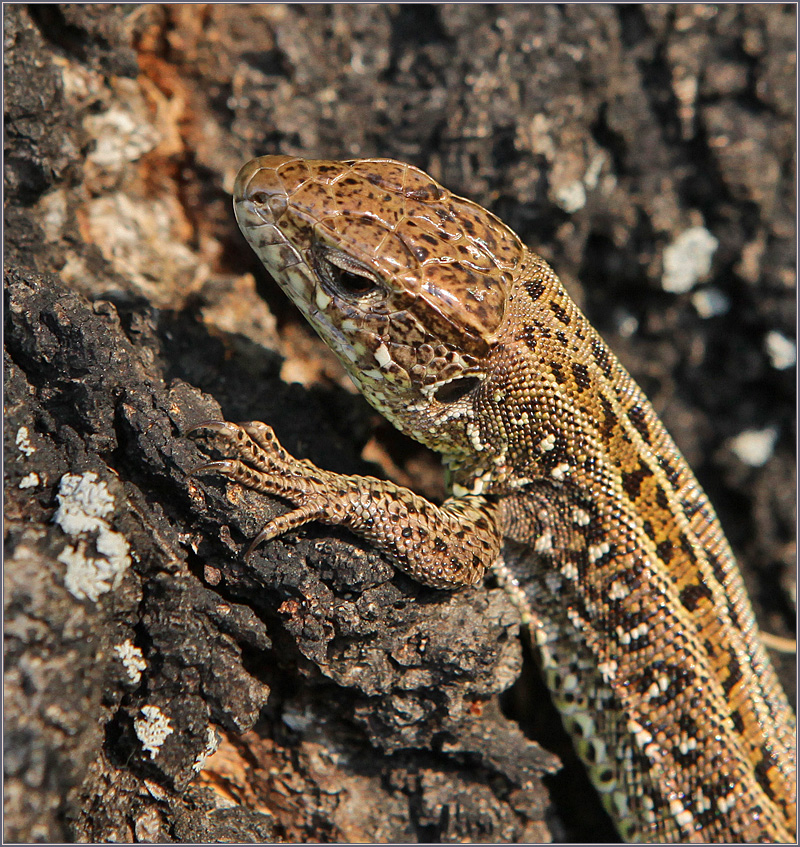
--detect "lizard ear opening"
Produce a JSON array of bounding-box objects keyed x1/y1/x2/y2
[{"x1": 433, "y1": 375, "x2": 481, "y2": 404}]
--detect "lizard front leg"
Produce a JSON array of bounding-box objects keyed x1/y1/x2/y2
[{"x1": 191, "y1": 420, "x2": 501, "y2": 589}]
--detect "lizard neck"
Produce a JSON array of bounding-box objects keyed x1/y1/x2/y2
[{"x1": 446, "y1": 253, "x2": 593, "y2": 494}]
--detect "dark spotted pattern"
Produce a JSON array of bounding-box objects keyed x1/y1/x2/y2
[
  {"x1": 679, "y1": 581, "x2": 714, "y2": 611},
  {"x1": 627, "y1": 404, "x2": 651, "y2": 443},
  {"x1": 590, "y1": 337, "x2": 615, "y2": 379},
  {"x1": 621, "y1": 462, "x2": 654, "y2": 499},
  {"x1": 222, "y1": 156, "x2": 796, "y2": 844},
  {"x1": 549, "y1": 300, "x2": 571, "y2": 325},
  {"x1": 571, "y1": 362, "x2": 591, "y2": 390}
]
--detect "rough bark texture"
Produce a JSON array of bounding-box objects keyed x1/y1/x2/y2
[{"x1": 3, "y1": 4, "x2": 795, "y2": 843}]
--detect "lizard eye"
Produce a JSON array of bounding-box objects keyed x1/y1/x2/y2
[{"x1": 313, "y1": 246, "x2": 381, "y2": 299}]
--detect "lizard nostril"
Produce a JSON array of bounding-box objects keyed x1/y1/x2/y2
[{"x1": 245, "y1": 190, "x2": 288, "y2": 222}]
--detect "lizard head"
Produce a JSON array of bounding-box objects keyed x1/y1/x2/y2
[{"x1": 233, "y1": 155, "x2": 526, "y2": 459}]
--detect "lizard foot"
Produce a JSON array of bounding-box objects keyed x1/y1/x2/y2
[{"x1": 189, "y1": 420, "x2": 331, "y2": 556}]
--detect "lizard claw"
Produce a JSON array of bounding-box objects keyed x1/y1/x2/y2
[
  {"x1": 188, "y1": 458, "x2": 242, "y2": 478},
  {"x1": 186, "y1": 419, "x2": 240, "y2": 438},
  {"x1": 187, "y1": 418, "x2": 332, "y2": 556},
  {"x1": 244, "y1": 502, "x2": 328, "y2": 559}
]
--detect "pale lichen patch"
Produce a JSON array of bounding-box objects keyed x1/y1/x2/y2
[
  {"x1": 115, "y1": 640, "x2": 147, "y2": 685},
  {"x1": 19, "y1": 472, "x2": 41, "y2": 489},
  {"x1": 54, "y1": 472, "x2": 131, "y2": 602},
  {"x1": 135, "y1": 705, "x2": 174, "y2": 759},
  {"x1": 54, "y1": 472, "x2": 115, "y2": 534},
  {"x1": 16, "y1": 426, "x2": 35, "y2": 457},
  {"x1": 764, "y1": 330, "x2": 796, "y2": 370},
  {"x1": 192, "y1": 726, "x2": 221, "y2": 772},
  {"x1": 728, "y1": 426, "x2": 778, "y2": 468},
  {"x1": 662, "y1": 226, "x2": 718, "y2": 293}
]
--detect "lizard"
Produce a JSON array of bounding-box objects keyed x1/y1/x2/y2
[{"x1": 193, "y1": 155, "x2": 796, "y2": 842}]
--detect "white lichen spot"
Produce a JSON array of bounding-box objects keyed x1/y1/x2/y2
[
  {"x1": 192, "y1": 726, "x2": 220, "y2": 772},
  {"x1": 54, "y1": 472, "x2": 130, "y2": 602},
  {"x1": 84, "y1": 100, "x2": 161, "y2": 170},
  {"x1": 554, "y1": 180, "x2": 587, "y2": 214},
  {"x1": 16, "y1": 426, "x2": 35, "y2": 456},
  {"x1": 84, "y1": 190, "x2": 204, "y2": 304},
  {"x1": 584, "y1": 152, "x2": 607, "y2": 191},
  {"x1": 691, "y1": 287, "x2": 730, "y2": 318},
  {"x1": 728, "y1": 426, "x2": 779, "y2": 467},
  {"x1": 662, "y1": 226, "x2": 718, "y2": 293},
  {"x1": 58, "y1": 540, "x2": 128, "y2": 603},
  {"x1": 54, "y1": 472, "x2": 115, "y2": 534},
  {"x1": 373, "y1": 343, "x2": 393, "y2": 369},
  {"x1": 764, "y1": 330, "x2": 796, "y2": 370},
  {"x1": 19, "y1": 472, "x2": 41, "y2": 489},
  {"x1": 613, "y1": 308, "x2": 639, "y2": 338},
  {"x1": 135, "y1": 705, "x2": 174, "y2": 760},
  {"x1": 550, "y1": 462, "x2": 570, "y2": 481},
  {"x1": 115, "y1": 640, "x2": 147, "y2": 684}
]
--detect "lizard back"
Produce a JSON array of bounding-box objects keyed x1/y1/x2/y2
[{"x1": 488, "y1": 254, "x2": 796, "y2": 841}]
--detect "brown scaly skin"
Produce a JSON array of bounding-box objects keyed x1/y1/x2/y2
[{"x1": 194, "y1": 156, "x2": 796, "y2": 842}]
